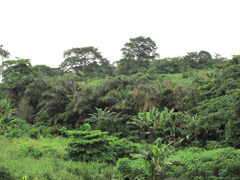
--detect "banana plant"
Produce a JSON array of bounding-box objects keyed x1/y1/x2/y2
[
  {"x1": 133, "y1": 139, "x2": 174, "y2": 180},
  {"x1": 128, "y1": 107, "x2": 176, "y2": 142}
]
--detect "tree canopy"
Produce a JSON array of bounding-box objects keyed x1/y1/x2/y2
[
  {"x1": 121, "y1": 36, "x2": 159, "y2": 61},
  {"x1": 61, "y1": 46, "x2": 108, "y2": 84}
]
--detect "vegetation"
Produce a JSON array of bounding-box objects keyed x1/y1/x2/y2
[{"x1": 0, "y1": 38, "x2": 239, "y2": 179}]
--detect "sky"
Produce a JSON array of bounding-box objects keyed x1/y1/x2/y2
[{"x1": 1, "y1": 0, "x2": 240, "y2": 67}]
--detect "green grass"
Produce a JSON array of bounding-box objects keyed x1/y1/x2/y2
[
  {"x1": 0, "y1": 136, "x2": 114, "y2": 180},
  {"x1": 155, "y1": 68, "x2": 216, "y2": 85},
  {"x1": 87, "y1": 77, "x2": 105, "y2": 87}
]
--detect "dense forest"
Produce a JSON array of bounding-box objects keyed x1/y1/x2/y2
[{"x1": 0, "y1": 37, "x2": 240, "y2": 180}]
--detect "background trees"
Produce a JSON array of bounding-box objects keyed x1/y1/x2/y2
[{"x1": 61, "y1": 46, "x2": 111, "y2": 84}]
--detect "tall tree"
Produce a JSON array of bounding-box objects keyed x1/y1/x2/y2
[
  {"x1": 198, "y1": 50, "x2": 212, "y2": 68},
  {"x1": 0, "y1": 44, "x2": 10, "y2": 81},
  {"x1": 61, "y1": 46, "x2": 105, "y2": 84},
  {"x1": 2, "y1": 59, "x2": 36, "y2": 103},
  {"x1": 117, "y1": 36, "x2": 159, "y2": 75},
  {"x1": 121, "y1": 36, "x2": 159, "y2": 61}
]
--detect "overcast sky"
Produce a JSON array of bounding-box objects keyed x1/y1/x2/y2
[{"x1": 1, "y1": 0, "x2": 240, "y2": 67}]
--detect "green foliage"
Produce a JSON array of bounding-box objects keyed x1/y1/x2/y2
[
  {"x1": 0, "y1": 98, "x2": 30, "y2": 137},
  {"x1": 121, "y1": 36, "x2": 159, "y2": 61},
  {"x1": 117, "y1": 36, "x2": 159, "y2": 75},
  {"x1": 0, "y1": 98, "x2": 14, "y2": 122},
  {"x1": 66, "y1": 128, "x2": 138, "y2": 162},
  {"x1": 205, "y1": 141, "x2": 225, "y2": 150},
  {"x1": 132, "y1": 80, "x2": 192, "y2": 112},
  {"x1": 116, "y1": 158, "x2": 147, "y2": 180},
  {"x1": 19, "y1": 176, "x2": 47, "y2": 180},
  {"x1": 0, "y1": 44, "x2": 10, "y2": 59},
  {"x1": 0, "y1": 44, "x2": 10, "y2": 82},
  {"x1": 225, "y1": 119, "x2": 240, "y2": 148},
  {"x1": 2, "y1": 59, "x2": 37, "y2": 103},
  {"x1": 34, "y1": 110, "x2": 50, "y2": 126},
  {"x1": 129, "y1": 107, "x2": 180, "y2": 143},
  {"x1": 2, "y1": 42, "x2": 240, "y2": 179},
  {"x1": 0, "y1": 135, "x2": 114, "y2": 180},
  {"x1": 109, "y1": 138, "x2": 138, "y2": 160},
  {"x1": 18, "y1": 78, "x2": 50, "y2": 123},
  {"x1": 33, "y1": 65, "x2": 61, "y2": 77},
  {"x1": 66, "y1": 129, "x2": 116, "y2": 162},
  {"x1": 61, "y1": 46, "x2": 111, "y2": 84},
  {"x1": 168, "y1": 147, "x2": 240, "y2": 180},
  {"x1": 17, "y1": 144, "x2": 43, "y2": 159},
  {"x1": 133, "y1": 139, "x2": 175, "y2": 180},
  {"x1": 86, "y1": 107, "x2": 120, "y2": 134},
  {"x1": 190, "y1": 57, "x2": 240, "y2": 143},
  {"x1": 0, "y1": 166, "x2": 13, "y2": 180}
]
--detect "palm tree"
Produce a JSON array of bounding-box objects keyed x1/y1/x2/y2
[{"x1": 86, "y1": 107, "x2": 121, "y2": 133}]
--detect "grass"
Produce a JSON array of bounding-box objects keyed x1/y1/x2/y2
[
  {"x1": 87, "y1": 77, "x2": 105, "y2": 87},
  {"x1": 75, "y1": 68, "x2": 216, "y2": 87},
  {"x1": 155, "y1": 68, "x2": 216, "y2": 85},
  {"x1": 0, "y1": 136, "x2": 114, "y2": 180}
]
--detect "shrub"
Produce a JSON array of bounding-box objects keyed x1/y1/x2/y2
[
  {"x1": 41, "y1": 145, "x2": 66, "y2": 159},
  {"x1": 225, "y1": 119, "x2": 240, "y2": 148},
  {"x1": 66, "y1": 162, "x2": 114, "y2": 180},
  {"x1": 167, "y1": 147, "x2": 240, "y2": 180},
  {"x1": 66, "y1": 128, "x2": 138, "y2": 162},
  {"x1": 66, "y1": 129, "x2": 116, "y2": 162},
  {"x1": 29, "y1": 128, "x2": 40, "y2": 139},
  {"x1": 17, "y1": 144, "x2": 43, "y2": 159},
  {"x1": 205, "y1": 140, "x2": 225, "y2": 150},
  {"x1": 116, "y1": 158, "x2": 147, "y2": 179},
  {"x1": 109, "y1": 138, "x2": 138, "y2": 160},
  {"x1": 0, "y1": 99, "x2": 30, "y2": 138},
  {"x1": 0, "y1": 166, "x2": 13, "y2": 180}
]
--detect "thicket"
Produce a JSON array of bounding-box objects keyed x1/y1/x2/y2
[{"x1": 0, "y1": 40, "x2": 240, "y2": 179}]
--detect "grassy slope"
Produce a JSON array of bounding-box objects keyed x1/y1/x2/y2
[
  {"x1": 158, "y1": 69, "x2": 215, "y2": 85},
  {"x1": 0, "y1": 136, "x2": 113, "y2": 180}
]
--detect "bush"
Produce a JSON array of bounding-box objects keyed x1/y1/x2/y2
[
  {"x1": 66, "y1": 128, "x2": 138, "y2": 163},
  {"x1": 17, "y1": 144, "x2": 43, "y2": 159},
  {"x1": 0, "y1": 99, "x2": 30, "y2": 138},
  {"x1": 225, "y1": 119, "x2": 240, "y2": 148},
  {"x1": 167, "y1": 147, "x2": 240, "y2": 180},
  {"x1": 205, "y1": 140, "x2": 225, "y2": 150},
  {"x1": 66, "y1": 129, "x2": 116, "y2": 162},
  {"x1": 0, "y1": 166, "x2": 13, "y2": 180},
  {"x1": 116, "y1": 158, "x2": 147, "y2": 179},
  {"x1": 29, "y1": 128, "x2": 40, "y2": 139},
  {"x1": 66, "y1": 162, "x2": 114, "y2": 180},
  {"x1": 109, "y1": 138, "x2": 139, "y2": 159}
]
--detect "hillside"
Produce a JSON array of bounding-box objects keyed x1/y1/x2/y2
[{"x1": 1, "y1": 41, "x2": 240, "y2": 179}]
